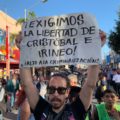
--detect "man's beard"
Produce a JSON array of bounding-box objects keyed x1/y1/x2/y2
[{"x1": 50, "y1": 97, "x2": 64, "y2": 109}]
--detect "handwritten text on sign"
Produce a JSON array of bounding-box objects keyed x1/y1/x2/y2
[{"x1": 20, "y1": 13, "x2": 101, "y2": 67}]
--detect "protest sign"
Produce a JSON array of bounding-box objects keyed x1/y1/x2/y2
[{"x1": 20, "y1": 13, "x2": 101, "y2": 67}]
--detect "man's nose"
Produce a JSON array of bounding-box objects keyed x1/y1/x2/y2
[
  {"x1": 108, "y1": 96, "x2": 113, "y2": 100},
  {"x1": 53, "y1": 90, "x2": 59, "y2": 96}
]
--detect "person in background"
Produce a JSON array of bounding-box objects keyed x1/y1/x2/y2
[
  {"x1": 6, "y1": 74, "x2": 19, "y2": 112},
  {"x1": 68, "y1": 73, "x2": 94, "y2": 120},
  {"x1": 95, "y1": 72, "x2": 107, "y2": 103},
  {"x1": 68, "y1": 73, "x2": 89, "y2": 120},
  {"x1": 112, "y1": 68, "x2": 118, "y2": 93},
  {"x1": 91, "y1": 88, "x2": 120, "y2": 120},
  {"x1": 0, "y1": 81, "x2": 5, "y2": 117},
  {"x1": 32, "y1": 75, "x2": 38, "y2": 86},
  {"x1": 106, "y1": 67, "x2": 113, "y2": 88},
  {"x1": 68, "y1": 74, "x2": 81, "y2": 103},
  {"x1": 112, "y1": 68, "x2": 120, "y2": 97},
  {"x1": 16, "y1": 85, "x2": 35, "y2": 120},
  {"x1": 1, "y1": 77, "x2": 6, "y2": 88},
  {"x1": 36, "y1": 75, "x2": 47, "y2": 98},
  {"x1": 0, "y1": 81, "x2": 5, "y2": 103}
]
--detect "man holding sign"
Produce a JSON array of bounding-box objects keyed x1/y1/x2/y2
[{"x1": 16, "y1": 13, "x2": 106, "y2": 120}]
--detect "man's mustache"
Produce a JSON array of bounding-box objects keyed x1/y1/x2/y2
[{"x1": 51, "y1": 98, "x2": 61, "y2": 102}]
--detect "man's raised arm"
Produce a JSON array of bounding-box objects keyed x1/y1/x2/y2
[
  {"x1": 79, "y1": 30, "x2": 106, "y2": 111},
  {"x1": 16, "y1": 33, "x2": 39, "y2": 110},
  {"x1": 20, "y1": 68, "x2": 39, "y2": 110},
  {"x1": 80, "y1": 65, "x2": 99, "y2": 111}
]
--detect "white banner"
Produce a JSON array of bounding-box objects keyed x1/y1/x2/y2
[{"x1": 20, "y1": 13, "x2": 101, "y2": 68}]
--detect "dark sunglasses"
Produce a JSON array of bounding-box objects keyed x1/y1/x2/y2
[{"x1": 47, "y1": 86, "x2": 67, "y2": 95}]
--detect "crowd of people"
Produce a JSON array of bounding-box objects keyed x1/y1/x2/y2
[
  {"x1": 0, "y1": 72, "x2": 48, "y2": 120},
  {"x1": 0, "y1": 27, "x2": 120, "y2": 120},
  {"x1": 0, "y1": 63, "x2": 120, "y2": 120}
]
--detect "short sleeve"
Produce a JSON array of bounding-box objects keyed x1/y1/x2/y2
[
  {"x1": 71, "y1": 96, "x2": 87, "y2": 119},
  {"x1": 32, "y1": 96, "x2": 49, "y2": 120}
]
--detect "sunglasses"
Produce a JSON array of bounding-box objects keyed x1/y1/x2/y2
[{"x1": 47, "y1": 86, "x2": 67, "y2": 95}]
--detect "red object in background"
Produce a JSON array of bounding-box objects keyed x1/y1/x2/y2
[
  {"x1": 6, "y1": 25, "x2": 9, "y2": 60},
  {"x1": 5, "y1": 25, "x2": 10, "y2": 77},
  {"x1": 13, "y1": 49, "x2": 20, "y2": 61},
  {"x1": 0, "y1": 61, "x2": 19, "y2": 69},
  {"x1": 0, "y1": 26, "x2": 20, "y2": 70}
]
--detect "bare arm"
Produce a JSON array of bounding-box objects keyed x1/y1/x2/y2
[
  {"x1": 80, "y1": 65, "x2": 99, "y2": 111},
  {"x1": 20, "y1": 68, "x2": 39, "y2": 110},
  {"x1": 79, "y1": 30, "x2": 106, "y2": 111},
  {"x1": 16, "y1": 32, "x2": 39, "y2": 110},
  {"x1": 20, "y1": 99, "x2": 31, "y2": 120}
]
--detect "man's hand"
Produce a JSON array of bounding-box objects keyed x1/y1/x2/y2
[{"x1": 99, "y1": 29, "x2": 106, "y2": 47}]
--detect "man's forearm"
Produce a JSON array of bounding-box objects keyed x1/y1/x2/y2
[
  {"x1": 20, "y1": 68, "x2": 39, "y2": 110},
  {"x1": 20, "y1": 68, "x2": 33, "y2": 86},
  {"x1": 80, "y1": 65, "x2": 99, "y2": 111},
  {"x1": 86, "y1": 65, "x2": 99, "y2": 87}
]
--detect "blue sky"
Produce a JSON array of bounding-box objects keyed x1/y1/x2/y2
[{"x1": 0, "y1": 0, "x2": 120, "y2": 59}]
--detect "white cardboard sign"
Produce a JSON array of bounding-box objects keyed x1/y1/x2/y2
[{"x1": 20, "y1": 13, "x2": 101, "y2": 68}]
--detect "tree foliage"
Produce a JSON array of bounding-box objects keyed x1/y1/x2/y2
[
  {"x1": 16, "y1": 11, "x2": 36, "y2": 25},
  {"x1": 108, "y1": 10, "x2": 120, "y2": 54},
  {"x1": 10, "y1": 33, "x2": 17, "y2": 45},
  {"x1": 16, "y1": 18, "x2": 25, "y2": 25},
  {"x1": 27, "y1": 11, "x2": 36, "y2": 20},
  {"x1": 42, "y1": 0, "x2": 48, "y2": 3},
  {"x1": 16, "y1": 0, "x2": 48, "y2": 25}
]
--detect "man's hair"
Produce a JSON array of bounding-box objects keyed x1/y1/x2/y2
[
  {"x1": 49, "y1": 72, "x2": 70, "y2": 88},
  {"x1": 102, "y1": 88, "x2": 118, "y2": 97}
]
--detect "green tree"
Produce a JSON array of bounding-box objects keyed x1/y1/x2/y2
[
  {"x1": 10, "y1": 33, "x2": 17, "y2": 46},
  {"x1": 42, "y1": 0, "x2": 48, "y2": 3},
  {"x1": 16, "y1": 11, "x2": 36, "y2": 25},
  {"x1": 108, "y1": 10, "x2": 120, "y2": 54},
  {"x1": 16, "y1": 0, "x2": 48, "y2": 25}
]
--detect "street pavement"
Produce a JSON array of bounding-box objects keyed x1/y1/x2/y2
[
  {"x1": 3, "y1": 109, "x2": 18, "y2": 120},
  {"x1": 0, "y1": 102, "x2": 18, "y2": 120}
]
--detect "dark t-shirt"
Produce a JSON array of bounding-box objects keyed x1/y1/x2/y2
[{"x1": 32, "y1": 96, "x2": 87, "y2": 120}]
